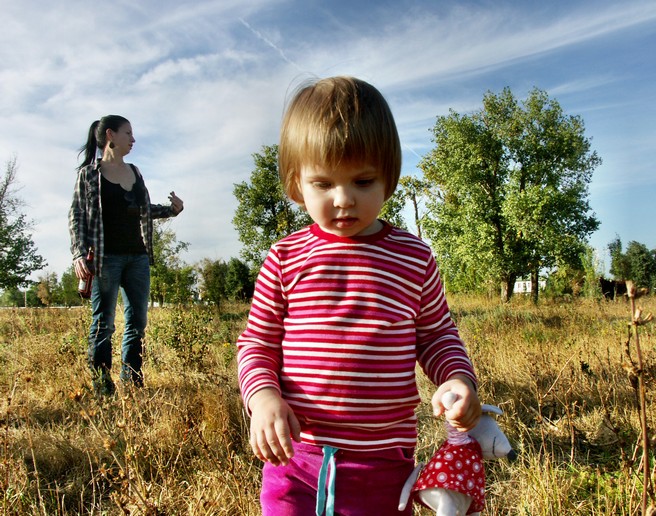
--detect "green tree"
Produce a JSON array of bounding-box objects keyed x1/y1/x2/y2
[
  {"x1": 167, "y1": 265, "x2": 197, "y2": 305},
  {"x1": 225, "y1": 257, "x2": 254, "y2": 300},
  {"x1": 608, "y1": 236, "x2": 630, "y2": 280},
  {"x1": 608, "y1": 238, "x2": 656, "y2": 292},
  {"x1": 60, "y1": 265, "x2": 82, "y2": 307},
  {"x1": 379, "y1": 189, "x2": 407, "y2": 230},
  {"x1": 624, "y1": 241, "x2": 656, "y2": 290},
  {"x1": 232, "y1": 145, "x2": 311, "y2": 270},
  {"x1": 0, "y1": 157, "x2": 47, "y2": 289},
  {"x1": 197, "y1": 258, "x2": 228, "y2": 307},
  {"x1": 151, "y1": 221, "x2": 192, "y2": 306},
  {"x1": 581, "y1": 245, "x2": 603, "y2": 299},
  {"x1": 24, "y1": 283, "x2": 42, "y2": 307},
  {"x1": 421, "y1": 87, "x2": 600, "y2": 302},
  {"x1": 0, "y1": 287, "x2": 24, "y2": 306}
]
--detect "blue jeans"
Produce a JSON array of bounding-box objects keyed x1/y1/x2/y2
[{"x1": 89, "y1": 254, "x2": 150, "y2": 385}]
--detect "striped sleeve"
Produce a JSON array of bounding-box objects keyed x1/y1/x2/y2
[
  {"x1": 237, "y1": 248, "x2": 286, "y2": 412},
  {"x1": 415, "y1": 255, "x2": 477, "y2": 388}
]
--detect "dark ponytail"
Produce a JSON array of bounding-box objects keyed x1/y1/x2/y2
[{"x1": 77, "y1": 115, "x2": 130, "y2": 170}]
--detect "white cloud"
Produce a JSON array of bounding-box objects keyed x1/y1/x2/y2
[{"x1": 1, "y1": 0, "x2": 655, "y2": 280}]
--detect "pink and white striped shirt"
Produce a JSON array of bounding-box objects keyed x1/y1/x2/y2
[{"x1": 237, "y1": 222, "x2": 477, "y2": 452}]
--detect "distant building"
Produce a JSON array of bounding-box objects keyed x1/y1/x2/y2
[{"x1": 513, "y1": 279, "x2": 546, "y2": 294}]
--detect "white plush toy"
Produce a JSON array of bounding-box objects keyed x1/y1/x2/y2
[{"x1": 398, "y1": 392, "x2": 515, "y2": 515}]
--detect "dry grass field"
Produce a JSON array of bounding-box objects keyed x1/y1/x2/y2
[{"x1": 1, "y1": 294, "x2": 655, "y2": 515}]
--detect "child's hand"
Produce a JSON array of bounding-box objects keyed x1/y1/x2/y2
[
  {"x1": 431, "y1": 375, "x2": 481, "y2": 432},
  {"x1": 248, "y1": 388, "x2": 301, "y2": 466}
]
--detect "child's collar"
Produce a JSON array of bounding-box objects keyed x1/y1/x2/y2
[{"x1": 310, "y1": 220, "x2": 392, "y2": 244}]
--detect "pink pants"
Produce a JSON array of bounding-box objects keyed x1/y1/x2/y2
[{"x1": 260, "y1": 441, "x2": 415, "y2": 516}]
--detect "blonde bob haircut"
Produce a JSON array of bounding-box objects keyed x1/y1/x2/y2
[{"x1": 279, "y1": 76, "x2": 401, "y2": 204}]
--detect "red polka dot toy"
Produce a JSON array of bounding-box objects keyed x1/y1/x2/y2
[
  {"x1": 398, "y1": 392, "x2": 515, "y2": 515},
  {"x1": 412, "y1": 423, "x2": 485, "y2": 514}
]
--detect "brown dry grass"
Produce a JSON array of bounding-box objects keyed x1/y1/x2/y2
[{"x1": 1, "y1": 295, "x2": 655, "y2": 515}]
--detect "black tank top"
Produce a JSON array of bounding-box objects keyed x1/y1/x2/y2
[{"x1": 101, "y1": 175, "x2": 147, "y2": 255}]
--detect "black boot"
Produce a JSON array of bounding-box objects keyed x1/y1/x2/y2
[{"x1": 92, "y1": 368, "x2": 116, "y2": 397}]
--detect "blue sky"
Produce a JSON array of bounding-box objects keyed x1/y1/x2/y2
[{"x1": 1, "y1": 0, "x2": 655, "y2": 280}]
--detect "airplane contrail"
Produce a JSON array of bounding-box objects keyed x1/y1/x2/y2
[{"x1": 239, "y1": 18, "x2": 302, "y2": 71}]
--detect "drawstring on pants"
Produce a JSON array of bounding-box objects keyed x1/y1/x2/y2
[{"x1": 316, "y1": 446, "x2": 338, "y2": 516}]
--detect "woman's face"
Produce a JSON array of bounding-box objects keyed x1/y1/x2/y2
[{"x1": 109, "y1": 123, "x2": 135, "y2": 156}]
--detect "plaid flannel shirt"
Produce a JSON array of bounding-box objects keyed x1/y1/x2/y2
[{"x1": 68, "y1": 161, "x2": 177, "y2": 277}]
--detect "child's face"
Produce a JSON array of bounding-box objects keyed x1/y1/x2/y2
[{"x1": 297, "y1": 161, "x2": 386, "y2": 238}]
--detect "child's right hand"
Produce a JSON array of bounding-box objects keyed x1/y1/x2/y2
[{"x1": 248, "y1": 388, "x2": 301, "y2": 466}]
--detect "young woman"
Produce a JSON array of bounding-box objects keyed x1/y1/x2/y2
[{"x1": 69, "y1": 115, "x2": 184, "y2": 396}]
